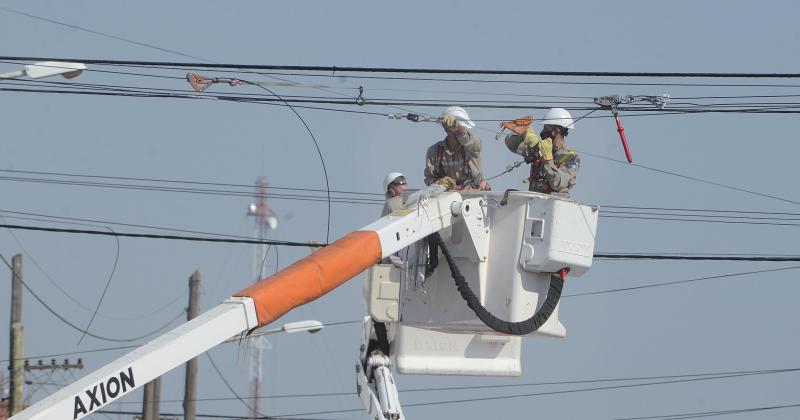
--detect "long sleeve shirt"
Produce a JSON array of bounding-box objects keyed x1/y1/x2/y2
[
  {"x1": 504, "y1": 133, "x2": 580, "y2": 194},
  {"x1": 424, "y1": 130, "x2": 485, "y2": 188}
]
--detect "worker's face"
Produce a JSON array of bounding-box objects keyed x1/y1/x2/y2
[
  {"x1": 540, "y1": 125, "x2": 558, "y2": 140},
  {"x1": 388, "y1": 177, "x2": 408, "y2": 197},
  {"x1": 443, "y1": 122, "x2": 466, "y2": 136},
  {"x1": 542, "y1": 125, "x2": 565, "y2": 148}
]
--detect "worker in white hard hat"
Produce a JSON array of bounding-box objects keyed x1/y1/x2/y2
[
  {"x1": 424, "y1": 106, "x2": 490, "y2": 191},
  {"x1": 503, "y1": 107, "x2": 580, "y2": 196},
  {"x1": 381, "y1": 172, "x2": 408, "y2": 266},
  {"x1": 382, "y1": 172, "x2": 408, "y2": 216}
]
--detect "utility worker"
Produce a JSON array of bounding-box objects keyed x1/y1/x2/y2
[
  {"x1": 382, "y1": 172, "x2": 408, "y2": 216},
  {"x1": 504, "y1": 107, "x2": 580, "y2": 196},
  {"x1": 424, "y1": 106, "x2": 490, "y2": 191}
]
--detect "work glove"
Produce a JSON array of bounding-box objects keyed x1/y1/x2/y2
[
  {"x1": 435, "y1": 176, "x2": 457, "y2": 189},
  {"x1": 441, "y1": 115, "x2": 460, "y2": 129},
  {"x1": 523, "y1": 127, "x2": 540, "y2": 149},
  {"x1": 539, "y1": 138, "x2": 554, "y2": 161}
]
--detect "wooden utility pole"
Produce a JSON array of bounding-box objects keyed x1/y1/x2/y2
[
  {"x1": 183, "y1": 270, "x2": 201, "y2": 420},
  {"x1": 141, "y1": 375, "x2": 161, "y2": 420},
  {"x1": 8, "y1": 254, "x2": 24, "y2": 416}
]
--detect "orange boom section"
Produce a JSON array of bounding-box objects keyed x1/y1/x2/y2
[{"x1": 234, "y1": 230, "x2": 382, "y2": 327}]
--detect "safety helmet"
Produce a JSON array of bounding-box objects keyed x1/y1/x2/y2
[
  {"x1": 540, "y1": 108, "x2": 575, "y2": 130},
  {"x1": 382, "y1": 172, "x2": 405, "y2": 192},
  {"x1": 441, "y1": 106, "x2": 476, "y2": 129}
]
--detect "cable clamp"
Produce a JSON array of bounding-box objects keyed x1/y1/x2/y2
[{"x1": 356, "y1": 85, "x2": 365, "y2": 105}]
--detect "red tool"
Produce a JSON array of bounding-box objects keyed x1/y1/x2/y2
[{"x1": 613, "y1": 109, "x2": 633, "y2": 163}]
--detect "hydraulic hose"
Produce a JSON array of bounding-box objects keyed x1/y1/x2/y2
[{"x1": 431, "y1": 233, "x2": 564, "y2": 336}]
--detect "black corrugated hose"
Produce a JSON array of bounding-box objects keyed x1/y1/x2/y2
[{"x1": 431, "y1": 232, "x2": 565, "y2": 335}]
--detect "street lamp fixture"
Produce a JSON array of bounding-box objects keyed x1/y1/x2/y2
[
  {"x1": 0, "y1": 61, "x2": 87, "y2": 80},
  {"x1": 224, "y1": 319, "x2": 324, "y2": 343}
]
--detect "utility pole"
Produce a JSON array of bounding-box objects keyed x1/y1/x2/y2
[
  {"x1": 183, "y1": 270, "x2": 201, "y2": 420},
  {"x1": 8, "y1": 254, "x2": 23, "y2": 416},
  {"x1": 141, "y1": 376, "x2": 161, "y2": 420},
  {"x1": 246, "y1": 177, "x2": 277, "y2": 419}
]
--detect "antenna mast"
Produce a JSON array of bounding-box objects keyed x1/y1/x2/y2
[{"x1": 246, "y1": 176, "x2": 277, "y2": 419}]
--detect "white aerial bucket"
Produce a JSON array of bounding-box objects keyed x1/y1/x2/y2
[{"x1": 364, "y1": 190, "x2": 599, "y2": 376}]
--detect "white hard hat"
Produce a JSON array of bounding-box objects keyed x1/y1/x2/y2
[
  {"x1": 540, "y1": 108, "x2": 575, "y2": 130},
  {"x1": 382, "y1": 172, "x2": 405, "y2": 192},
  {"x1": 441, "y1": 106, "x2": 476, "y2": 129}
]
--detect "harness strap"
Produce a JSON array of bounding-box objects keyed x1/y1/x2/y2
[{"x1": 435, "y1": 141, "x2": 471, "y2": 180}]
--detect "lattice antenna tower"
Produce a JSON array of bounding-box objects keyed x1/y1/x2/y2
[{"x1": 245, "y1": 176, "x2": 277, "y2": 419}]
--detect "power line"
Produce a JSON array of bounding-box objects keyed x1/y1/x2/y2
[
  {"x1": 6, "y1": 222, "x2": 800, "y2": 260},
  {"x1": 0, "y1": 251, "x2": 186, "y2": 342},
  {"x1": 96, "y1": 409, "x2": 339, "y2": 420},
  {"x1": 5, "y1": 55, "x2": 800, "y2": 78},
  {"x1": 4, "y1": 168, "x2": 800, "y2": 220},
  {"x1": 564, "y1": 265, "x2": 800, "y2": 297},
  {"x1": 0, "y1": 320, "x2": 360, "y2": 364},
  {"x1": 612, "y1": 402, "x2": 800, "y2": 420},
  {"x1": 109, "y1": 367, "x2": 800, "y2": 405},
  {"x1": 206, "y1": 352, "x2": 264, "y2": 417},
  {"x1": 0, "y1": 223, "x2": 326, "y2": 247},
  {"x1": 594, "y1": 254, "x2": 800, "y2": 261},
  {"x1": 10, "y1": 83, "x2": 800, "y2": 114},
  {"x1": 5, "y1": 171, "x2": 800, "y2": 228},
  {"x1": 272, "y1": 369, "x2": 800, "y2": 417}
]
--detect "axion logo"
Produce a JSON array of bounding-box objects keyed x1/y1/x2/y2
[{"x1": 73, "y1": 367, "x2": 135, "y2": 419}]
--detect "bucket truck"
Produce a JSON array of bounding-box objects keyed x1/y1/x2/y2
[{"x1": 11, "y1": 187, "x2": 598, "y2": 420}]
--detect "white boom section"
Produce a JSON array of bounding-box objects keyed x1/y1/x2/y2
[
  {"x1": 14, "y1": 189, "x2": 466, "y2": 420},
  {"x1": 11, "y1": 297, "x2": 258, "y2": 420},
  {"x1": 367, "y1": 190, "x2": 461, "y2": 259}
]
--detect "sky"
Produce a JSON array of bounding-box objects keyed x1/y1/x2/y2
[{"x1": 1, "y1": 0, "x2": 800, "y2": 419}]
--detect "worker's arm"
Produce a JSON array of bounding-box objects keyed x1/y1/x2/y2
[
  {"x1": 541, "y1": 153, "x2": 580, "y2": 192},
  {"x1": 504, "y1": 128, "x2": 539, "y2": 158},
  {"x1": 423, "y1": 143, "x2": 439, "y2": 186},
  {"x1": 466, "y1": 154, "x2": 486, "y2": 187},
  {"x1": 454, "y1": 130, "x2": 482, "y2": 158}
]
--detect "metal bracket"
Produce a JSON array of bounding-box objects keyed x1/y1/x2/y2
[
  {"x1": 594, "y1": 94, "x2": 670, "y2": 111},
  {"x1": 451, "y1": 197, "x2": 490, "y2": 262}
]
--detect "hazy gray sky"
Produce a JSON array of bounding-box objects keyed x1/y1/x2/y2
[{"x1": 1, "y1": 1, "x2": 799, "y2": 419}]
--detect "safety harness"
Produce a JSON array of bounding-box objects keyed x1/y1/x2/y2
[
  {"x1": 435, "y1": 141, "x2": 472, "y2": 185},
  {"x1": 528, "y1": 146, "x2": 577, "y2": 193}
]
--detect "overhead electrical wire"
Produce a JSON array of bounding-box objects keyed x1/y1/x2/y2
[
  {"x1": 0, "y1": 215, "x2": 141, "y2": 322},
  {"x1": 270, "y1": 369, "x2": 800, "y2": 418},
  {"x1": 5, "y1": 169, "x2": 800, "y2": 222},
  {"x1": 2, "y1": 167, "x2": 799, "y2": 221},
  {"x1": 0, "y1": 320, "x2": 361, "y2": 364},
  {"x1": 109, "y1": 366, "x2": 800, "y2": 405},
  {"x1": 612, "y1": 402, "x2": 800, "y2": 420},
  {"x1": 76, "y1": 225, "x2": 120, "y2": 345},
  {"x1": 8, "y1": 83, "x2": 800, "y2": 114},
  {"x1": 0, "y1": 250, "x2": 186, "y2": 342},
  {"x1": 4, "y1": 222, "x2": 800, "y2": 262},
  {"x1": 564, "y1": 265, "x2": 800, "y2": 298},
  {"x1": 6, "y1": 71, "x2": 800, "y2": 209},
  {"x1": 205, "y1": 352, "x2": 264, "y2": 417},
  {"x1": 3, "y1": 7, "x2": 796, "y2": 420},
  {"x1": 6, "y1": 55, "x2": 800, "y2": 78}
]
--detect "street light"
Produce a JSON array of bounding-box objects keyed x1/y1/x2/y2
[
  {"x1": 224, "y1": 319, "x2": 324, "y2": 343},
  {"x1": 0, "y1": 61, "x2": 87, "y2": 80}
]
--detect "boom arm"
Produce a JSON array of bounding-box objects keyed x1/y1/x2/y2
[{"x1": 12, "y1": 190, "x2": 462, "y2": 420}]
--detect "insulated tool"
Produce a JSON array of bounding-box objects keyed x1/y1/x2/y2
[
  {"x1": 593, "y1": 94, "x2": 669, "y2": 163},
  {"x1": 496, "y1": 115, "x2": 533, "y2": 140}
]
